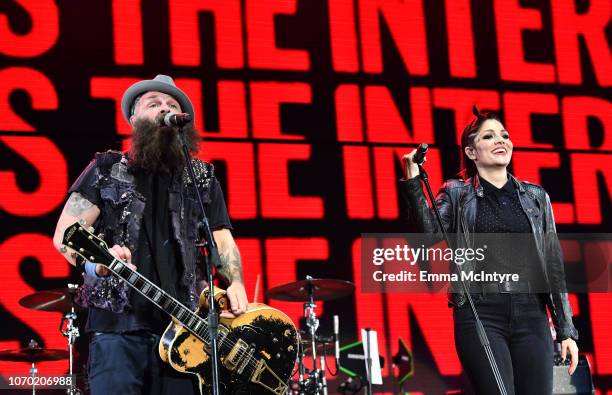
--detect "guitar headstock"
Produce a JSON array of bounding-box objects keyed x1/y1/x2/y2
[{"x1": 62, "y1": 222, "x2": 114, "y2": 266}]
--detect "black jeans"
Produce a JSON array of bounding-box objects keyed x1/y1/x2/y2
[
  {"x1": 87, "y1": 332, "x2": 199, "y2": 395},
  {"x1": 453, "y1": 293, "x2": 553, "y2": 395}
]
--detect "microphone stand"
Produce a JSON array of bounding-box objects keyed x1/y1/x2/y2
[
  {"x1": 177, "y1": 125, "x2": 222, "y2": 395},
  {"x1": 364, "y1": 328, "x2": 373, "y2": 395},
  {"x1": 417, "y1": 163, "x2": 507, "y2": 395}
]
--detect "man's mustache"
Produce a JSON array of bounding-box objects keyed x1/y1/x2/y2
[{"x1": 129, "y1": 117, "x2": 200, "y2": 174}]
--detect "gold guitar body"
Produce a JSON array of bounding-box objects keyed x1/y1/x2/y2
[{"x1": 159, "y1": 287, "x2": 299, "y2": 394}]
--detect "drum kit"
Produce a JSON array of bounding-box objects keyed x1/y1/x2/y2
[
  {"x1": 0, "y1": 283, "x2": 83, "y2": 395},
  {"x1": 266, "y1": 275, "x2": 355, "y2": 395},
  {"x1": 3, "y1": 276, "x2": 354, "y2": 395}
]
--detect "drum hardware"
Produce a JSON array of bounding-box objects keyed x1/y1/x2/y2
[
  {"x1": 0, "y1": 341, "x2": 69, "y2": 363},
  {"x1": 337, "y1": 376, "x2": 365, "y2": 395},
  {"x1": 364, "y1": 328, "x2": 373, "y2": 395},
  {"x1": 267, "y1": 276, "x2": 354, "y2": 395},
  {"x1": 60, "y1": 284, "x2": 81, "y2": 395},
  {"x1": 0, "y1": 339, "x2": 69, "y2": 395},
  {"x1": 319, "y1": 356, "x2": 328, "y2": 395},
  {"x1": 304, "y1": 277, "x2": 322, "y2": 394},
  {"x1": 18, "y1": 284, "x2": 83, "y2": 395},
  {"x1": 392, "y1": 337, "x2": 414, "y2": 394},
  {"x1": 265, "y1": 277, "x2": 355, "y2": 302},
  {"x1": 299, "y1": 336, "x2": 333, "y2": 356},
  {"x1": 332, "y1": 336, "x2": 386, "y2": 394},
  {"x1": 19, "y1": 287, "x2": 84, "y2": 314}
]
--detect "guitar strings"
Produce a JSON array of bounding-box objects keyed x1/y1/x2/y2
[
  {"x1": 73, "y1": 226, "x2": 278, "y2": 379},
  {"x1": 109, "y1": 257, "x2": 274, "y2": 374}
]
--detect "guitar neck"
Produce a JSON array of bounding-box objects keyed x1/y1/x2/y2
[{"x1": 107, "y1": 258, "x2": 212, "y2": 343}]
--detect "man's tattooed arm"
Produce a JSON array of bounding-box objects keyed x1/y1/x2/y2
[
  {"x1": 218, "y1": 243, "x2": 244, "y2": 284},
  {"x1": 212, "y1": 229, "x2": 248, "y2": 314},
  {"x1": 65, "y1": 192, "x2": 94, "y2": 216},
  {"x1": 53, "y1": 192, "x2": 100, "y2": 266}
]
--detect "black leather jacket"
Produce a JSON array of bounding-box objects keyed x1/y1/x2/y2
[{"x1": 399, "y1": 173, "x2": 578, "y2": 342}]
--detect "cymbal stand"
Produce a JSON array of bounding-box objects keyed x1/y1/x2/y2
[
  {"x1": 27, "y1": 340, "x2": 38, "y2": 395},
  {"x1": 303, "y1": 276, "x2": 322, "y2": 393},
  {"x1": 297, "y1": 340, "x2": 307, "y2": 395},
  {"x1": 29, "y1": 361, "x2": 37, "y2": 395},
  {"x1": 319, "y1": 356, "x2": 328, "y2": 395},
  {"x1": 60, "y1": 284, "x2": 80, "y2": 395}
]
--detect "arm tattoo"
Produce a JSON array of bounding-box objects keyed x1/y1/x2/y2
[
  {"x1": 66, "y1": 192, "x2": 94, "y2": 216},
  {"x1": 218, "y1": 244, "x2": 243, "y2": 283}
]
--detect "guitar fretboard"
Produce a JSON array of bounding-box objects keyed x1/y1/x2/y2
[{"x1": 108, "y1": 259, "x2": 220, "y2": 344}]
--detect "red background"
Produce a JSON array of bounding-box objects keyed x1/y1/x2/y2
[{"x1": 0, "y1": 0, "x2": 611, "y2": 393}]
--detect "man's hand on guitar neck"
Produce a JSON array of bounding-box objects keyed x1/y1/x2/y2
[
  {"x1": 97, "y1": 244, "x2": 137, "y2": 276},
  {"x1": 220, "y1": 281, "x2": 248, "y2": 318}
]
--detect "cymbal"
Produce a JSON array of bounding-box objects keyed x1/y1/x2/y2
[
  {"x1": 301, "y1": 342, "x2": 329, "y2": 356},
  {"x1": 19, "y1": 288, "x2": 82, "y2": 313},
  {"x1": 266, "y1": 278, "x2": 355, "y2": 302},
  {"x1": 299, "y1": 332, "x2": 334, "y2": 344},
  {"x1": 0, "y1": 347, "x2": 68, "y2": 362}
]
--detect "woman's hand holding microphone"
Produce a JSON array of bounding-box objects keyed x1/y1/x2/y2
[{"x1": 401, "y1": 144, "x2": 428, "y2": 180}]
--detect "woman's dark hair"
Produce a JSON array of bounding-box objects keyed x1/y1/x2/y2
[{"x1": 459, "y1": 105, "x2": 503, "y2": 179}]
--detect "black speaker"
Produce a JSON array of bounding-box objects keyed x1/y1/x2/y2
[{"x1": 553, "y1": 355, "x2": 594, "y2": 395}]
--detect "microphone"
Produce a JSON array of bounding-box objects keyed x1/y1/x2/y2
[
  {"x1": 162, "y1": 112, "x2": 192, "y2": 127},
  {"x1": 334, "y1": 315, "x2": 340, "y2": 361},
  {"x1": 412, "y1": 143, "x2": 428, "y2": 165}
]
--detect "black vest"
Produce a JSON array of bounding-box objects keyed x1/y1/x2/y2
[{"x1": 76, "y1": 150, "x2": 215, "y2": 312}]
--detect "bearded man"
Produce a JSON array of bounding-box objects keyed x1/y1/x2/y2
[{"x1": 52, "y1": 75, "x2": 248, "y2": 394}]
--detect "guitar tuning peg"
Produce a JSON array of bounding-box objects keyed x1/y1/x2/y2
[
  {"x1": 78, "y1": 218, "x2": 87, "y2": 226},
  {"x1": 98, "y1": 233, "x2": 105, "y2": 240},
  {"x1": 88, "y1": 226, "x2": 95, "y2": 233}
]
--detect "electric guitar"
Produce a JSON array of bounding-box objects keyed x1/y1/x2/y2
[{"x1": 63, "y1": 222, "x2": 299, "y2": 394}]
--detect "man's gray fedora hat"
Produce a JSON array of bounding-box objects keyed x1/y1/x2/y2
[{"x1": 121, "y1": 74, "x2": 195, "y2": 124}]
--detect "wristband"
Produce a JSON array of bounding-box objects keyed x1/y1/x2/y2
[{"x1": 84, "y1": 261, "x2": 100, "y2": 278}]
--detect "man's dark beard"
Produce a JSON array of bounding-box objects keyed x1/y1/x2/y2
[{"x1": 129, "y1": 117, "x2": 200, "y2": 174}]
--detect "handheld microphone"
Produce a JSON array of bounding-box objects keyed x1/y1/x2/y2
[
  {"x1": 334, "y1": 315, "x2": 340, "y2": 361},
  {"x1": 413, "y1": 143, "x2": 428, "y2": 165},
  {"x1": 162, "y1": 112, "x2": 192, "y2": 127}
]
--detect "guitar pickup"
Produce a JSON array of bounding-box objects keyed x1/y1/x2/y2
[
  {"x1": 222, "y1": 338, "x2": 248, "y2": 372},
  {"x1": 237, "y1": 347, "x2": 255, "y2": 375}
]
